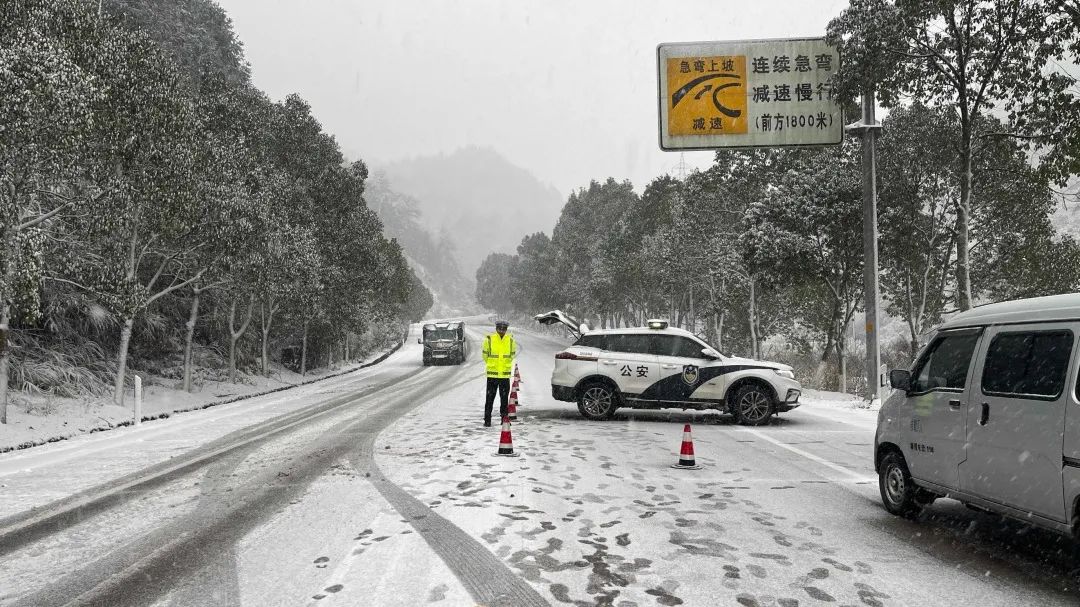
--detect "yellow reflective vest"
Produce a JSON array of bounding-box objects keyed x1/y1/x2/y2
[{"x1": 482, "y1": 332, "x2": 517, "y2": 378}]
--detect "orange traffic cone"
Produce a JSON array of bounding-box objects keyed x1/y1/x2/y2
[
  {"x1": 512, "y1": 377, "x2": 520, "y2": 392},
  {"x1": 508, "y1": 390, "x2": 519, "y2": 421},
  {"x1": 495, "y1": 417, "x2": 519, "y2": 457},
  {"x1": 514, "y1": 366, "x2": 522, "y2": 382},
  {"x1": 671, "y1": 424, "x2": 701, "y2": 470}
]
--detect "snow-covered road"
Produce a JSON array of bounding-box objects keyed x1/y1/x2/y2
[
  {"x1": 1, "y1": 323, "x2": 1078, "y2": 606},
  {"x1": 376, "y1": 328, "x2": 1080, "y2": 607}
]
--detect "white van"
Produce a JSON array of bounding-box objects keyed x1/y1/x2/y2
[{"x1": 875, "y1": 293, "x2": 1080, "y2": 537}]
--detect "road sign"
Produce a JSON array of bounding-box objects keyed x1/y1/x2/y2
[{"x1": 657, "y1": 38, "x2": 842, "y2": 151}]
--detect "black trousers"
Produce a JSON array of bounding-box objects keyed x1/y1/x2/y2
[{"x1": 484, "y1": 377, "x2": 511, "y2": 423}]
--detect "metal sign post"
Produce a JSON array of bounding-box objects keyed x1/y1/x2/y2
[{"x1": 845, "y1": 90, "x2": 882, "y2": 404}]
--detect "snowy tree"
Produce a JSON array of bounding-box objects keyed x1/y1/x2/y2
[
  {"x1": 57, "y1": 27, "x2": 207, "y2": 406},
  {"x1": 0, "y1": 0, "x2": 432, "y2": 412},
  {"x1": 628, "y1": 176, "x2": 681, "y2": 327},
  {"x1": 550, "y1": 179, "x2": 637, "y2": 327},
  {"x1": 877, "y1": 104, "x2": 959, "y2": 359},
  {"x1": 476, "y1": 253, "x2": 514, "y2": 314},
  {"x1": 828, "y1": 0, "x2": 1080, "y2": 310},
  {"x1": 178, "y1": 73, "x2": 266, "y2": 392},
  {"x1": 752, "y1": 144, "x2": 864, "y2": 391},
  {"x1": 0, "y1": 8, "x2": 99, "y2": 422},
  {"x1": 968, "y1": 116, "x2": 1080, "y2": 300}
]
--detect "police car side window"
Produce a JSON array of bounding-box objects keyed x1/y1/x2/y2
[
  {"x1": 910, "y1": 333, "x2": 979, "y2": 393},
  {"x1": 652, "y1": 335, "x2": 703, "y2": 358},
  {"x1": 574, "y1": 334, "x2": 606, "y2": 350},
  {"x1": 676, "y1": 337, "x2": 706, "y2": 358},
  {"x1": 607, "y1": 334, "x2": 652, "y2": 354},
  {"x1": 647, "y1": 336, "x2": 670, "y2": 356}
]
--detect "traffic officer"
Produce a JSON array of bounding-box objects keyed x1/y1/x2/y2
[{"x1": 481, "y1": 319, "x2": 517, "y2": 426}]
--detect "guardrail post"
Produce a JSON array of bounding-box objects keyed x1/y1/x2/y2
[{"x1": 134, "y1": 375, "x2": 142, "y2": 426}]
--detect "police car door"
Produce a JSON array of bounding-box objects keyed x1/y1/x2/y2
[
  {"x1": 601, "y1": 333, "x2": 659, "y2": 403},
  {"x1": 647, "y1": 334, "x2": 718, "y2": 405}
]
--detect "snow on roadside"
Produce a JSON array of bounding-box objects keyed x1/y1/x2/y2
[
  {"x1": 0, "y1": 344, "x2": 400, "y2": 453},
  {"x1": 793, "y1": 389, "x2": 881, "y2": 433},
  {"x1": 802, "y1": 388, "x2": 883, "y2": 411}
]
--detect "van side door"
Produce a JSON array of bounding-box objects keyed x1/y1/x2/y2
[
  {"x1": 901, "y1": 329, "x2": 981, "y2": 491},
  {"x1": 960, "y1": 324, "x2": 1077, "y2": 523},
  {"x1": 1062, "y1": 344, "x2": 1080, "y2": 524}
]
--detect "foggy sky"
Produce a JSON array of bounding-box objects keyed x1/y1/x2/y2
[{"x1": 214, "y1": 0, "x2": 846, "y2": 197}]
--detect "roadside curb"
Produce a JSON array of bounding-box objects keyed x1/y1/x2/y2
[{"x1": 0, "y1": 333, "x2": 408, "y2": 455}]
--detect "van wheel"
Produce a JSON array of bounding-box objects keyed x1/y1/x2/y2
[
  {"x1": 732, "y1": 383, "x2": 774, "y2": 426},
  {"x1": 879, "y1": 451, "x2": 922, "y2": 518},
  {"x1": 577, "y1": 381, "x2": 618, "y2": 420}
]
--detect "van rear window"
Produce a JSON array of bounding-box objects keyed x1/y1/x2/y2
[{"x1": 982, "y1": 330, "x2": 1074, "y2": 399}]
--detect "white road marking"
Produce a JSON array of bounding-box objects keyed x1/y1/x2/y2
[
  {"x1": 769, "y1": 429, "x2": 870, "y2": 433},
  {"x1": 740, "y1": 428, "x2": 876, "y2": 483}
]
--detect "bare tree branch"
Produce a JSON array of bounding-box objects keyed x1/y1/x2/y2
[
  {"x1": 43, "y1": 276, "x2": 103, "y2": 298},
  {"x1": 971, "y1": 11, "x2": 1007, "y2": 115},
  {"x1": 18, "y1": 200, "x2": 75, "y2": 231},
  {"x1": 146, "y1": 267, "x2": 207, "y2": 307}
]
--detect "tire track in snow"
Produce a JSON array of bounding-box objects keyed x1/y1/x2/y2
[
  {"x1": 343, "y1": 331, "x2": 550, "y2": 607},
  {"x1": 6, "y1": 362, "x2": 468, "y2": 606}
]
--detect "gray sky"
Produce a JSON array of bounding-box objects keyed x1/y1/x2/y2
[{"x1": 215, "y1": 0, "x2": 848, "y2": 196}]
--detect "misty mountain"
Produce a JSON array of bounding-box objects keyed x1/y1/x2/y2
[
  {"x1": 381, "y1": 146, "x2": 564, "y2": 277},
  {"x1": 366, "y1": 173, "x2": 479, "y2": 318}
]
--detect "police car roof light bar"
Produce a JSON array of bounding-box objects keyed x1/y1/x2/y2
[{"x1": 646, "y1": 319, "x2": 669, "y2": 330}]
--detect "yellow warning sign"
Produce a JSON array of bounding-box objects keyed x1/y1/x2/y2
[
  {"x1": 657, "y1": 38, "x2": 842, "y2": 150},
  {"x1": 665, "y1": 55, "x2": 748, "y2": 136}
]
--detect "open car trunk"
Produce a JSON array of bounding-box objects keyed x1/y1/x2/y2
[{"x1": 533, "y1": 310, "x2": 590, "y2": 338}]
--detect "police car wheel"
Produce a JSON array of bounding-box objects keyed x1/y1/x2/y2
[
  {"x1": 732, "y1": 384, "x2": 774, "y2": 426},
  {"x1": 577, "y1": 381, "x2": 617, "y2": 420},
  {"x1": 879, "y1": 451, "x2": 921, "y2": 518}
]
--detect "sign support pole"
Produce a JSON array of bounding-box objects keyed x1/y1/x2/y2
[{"x1": 848, "y1": 88, "x2": 883, "y2": 404}]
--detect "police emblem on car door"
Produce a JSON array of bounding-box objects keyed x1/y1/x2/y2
[{"x1": 682, "y1": 364, "x2": 699, "y2": 386}]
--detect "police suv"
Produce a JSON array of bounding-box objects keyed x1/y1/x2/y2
[{"x1": 535, "y1": 310, "x2": 802, "y2": 425}]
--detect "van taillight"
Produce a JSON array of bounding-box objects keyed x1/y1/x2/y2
[{"x1": 555, "y1": 351, "x2": 596, "y2": 361}]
